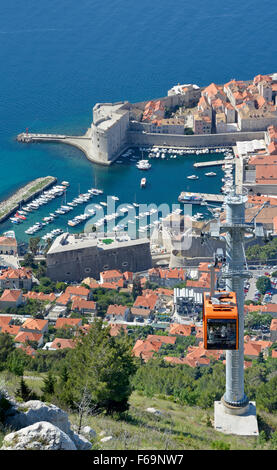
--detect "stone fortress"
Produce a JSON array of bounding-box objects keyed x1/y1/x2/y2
[{"x1": 18, "y1": 72, "x2": 277, "y2": 165}]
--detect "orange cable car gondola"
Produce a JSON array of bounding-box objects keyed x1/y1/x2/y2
[{"x1": 203, "y1": 291, "x2": 238, "y2": 350}]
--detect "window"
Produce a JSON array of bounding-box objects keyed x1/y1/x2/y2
[
  {"x1": 122, "y1": 261, "x2": 128, "y2": 267},
  {"x1": 207, "y1": 319, "x2": 237, "y2": 350},
  {"x1": 84, "y1": 268, "x2": 91, "y2": 273}
]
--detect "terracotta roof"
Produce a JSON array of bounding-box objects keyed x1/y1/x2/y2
[
  {"x1": 106, "y1": 304, "x2": 128, "y2": 316},
  {"x1": 71, "y1": 297, "x2": 96, "y2": 311},
  {"x1": 0, "y1": 289, "x2": 22, "y2": 302},
  {"x1": 133, "y1": 294, "x2": 158, "y2": 310},
  {"x1": 56, "y1": 292, "x2": 71, "y2": 305},
  {"x1": 0, "y1": 267, "x2": 32, "y2": 280},
  {"x1": 50, "y1": 338, "x2": 76, "y2": 350},
  {"x1": 0, "y1": 324, "x2": 21, "y2": 335},
  {"x1": 270, "y1": 319, "x2": 277, "y2": 331},
  {"x1": 130, "y1": 307, "x2": 151, "y2": 317},
  {"x1": 146, "y1": 335, "x2": 176, "y2": 345},
  {"x1": 24, "y1": 291, "x2": 56, "y2": 302},
  {"x1": 0, "y1": 316, "x2": 12, "y2": 326},
  {"x1": 109, "y1": 323, "x2": 128, "y2": 336},
  {"x1": 55, "y1": 318, "x2": 82, "y2": 329},
  {"x1": 0, "y1": 237, "x2": 17, "y2": 246},
  {"x1": 169, "y1": 323, "x2": 194, "y2": 336},
  {"x1": 65, "y1": 285, "x2": 90, "y2": 298},
  {"x1": 100, "y1": 270, "x2": 123, "y2": 280},
  {"x1": 15, "y1": 331, "x2": 42, "y2": 344},
  {"x1": 22, "y1": 318, "x2": 48, "y2": 332},
  {"x1": 244, "y1": 342, "x2": 262, "y2": 356}
]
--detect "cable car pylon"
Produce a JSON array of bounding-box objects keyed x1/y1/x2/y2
[{"x1": 203, "y1": 186, "x2": 259, "y2": 435}]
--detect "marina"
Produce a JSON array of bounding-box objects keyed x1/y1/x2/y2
[{"x1": 0, "y1": 145, "x2": 231, "y2": 243}]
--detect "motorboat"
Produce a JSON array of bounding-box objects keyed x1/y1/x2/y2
[
  {"x1": 205, "y1": 172, "x2": 216, "y2": 176},
  {"x1": 136, "y1": 160, "x2": 151, "y2": 170},
  {"x1": 140, "y1": 177, "x2": 146, "y2": 188},
  {"x1": 187, "y1": 175, "x2": 199, "y2": 180}
]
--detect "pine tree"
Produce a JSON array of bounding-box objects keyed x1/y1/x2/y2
[
  {"x1": 16, "y1": 377, "x2": 37, "y2": 401},
  {"x1": 62, "y1": 318, "x2": 137, "y2": 414}
]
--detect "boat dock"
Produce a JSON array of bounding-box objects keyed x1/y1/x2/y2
[
  {"x1": 193, "y1": 159, "x2": 235, "y2": 168},
  {"x1": 178, "y1": 191, "x2": 225, "y2": 203}
]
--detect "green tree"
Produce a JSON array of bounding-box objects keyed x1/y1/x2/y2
[
  {"x1": 256, "y1": 375, "x2": 277, "y2": 412},
  {"x1": 42, "y1": 371, "x2": 56, "y2": 399},
  {"x1": 132, "y1": 276, "x2": 142, "y2": 300},
  {"x1": 256, "y1": 276, "x2": 271, "y2": 295},
  {"x1": 7, "y1": 350, "x2": 25, "y2": 376},
  {"x1": 0, "y1": 333, "x2": 15, "y2": 369},
  {"x1": 61, "y1": 319, "x2": 137, "y2": 414},
  {"x1": 16, "y1": 377, "x2": 38, "y2": 401},
  {"x1": 29, "y1": 237, "x2": 40, "y2": 255}
]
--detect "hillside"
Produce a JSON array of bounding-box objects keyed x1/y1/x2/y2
[{"x1": 1, "y1": 371, "x2": 276, "y2": 450}]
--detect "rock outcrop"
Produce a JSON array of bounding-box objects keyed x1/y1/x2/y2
[
  {"x1": 1, "y1": 421, "x2": 77, "y2": 450},
  {"x1": 3, "y1": 399, "x2": 93, "y2": 450}
]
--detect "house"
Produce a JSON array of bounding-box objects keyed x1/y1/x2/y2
[
  {"x1": 109, "y1": 323, "x2": 128, "y2": 336},
  {"x1": 55, "y1": 318, "x2": 82, "y2": 330},
  {"x1": 99, "y1": 270, "x2": 124, "y2": 285},
  {"x1": 130, "y1": 307, "x2": 152, "y2": 320},
  {"x1": 0, "y1": 315, "x2": 13, "y2": 330},
  {"x1": 0, "y1": 236, "x2": 17, "y2": 255},
  {"x1": 21, "y1": 318, "x2": 49, "y2": 335},
  {"x1": 0, "y1": 267, "x2": 32, "y2": 290},
  {"x1": 244, "y1": 341, "x2": 262, "y2": 359},
  {"x1": 24, "y1": 291, "x2": 56, "y2": 303},
  {"x1": 169, "y1": 323, "x2": 195, "y2": 336},
  {"x1": 71, "y1": 297, "x2": 97, "y2": 316},
  {"x1": 0, "y1": 289, "x2": 25, "y2": 309},
  {"x1": 133, "y1": 293, "x2": 159, "y2": 312},
  {"x1": 133, "y1": 335, "x2": 176, "y2": 362},
  {"x1": 14, "y1": 331, "x2": 44, "y2": 348},
  {"x1": 0, "y1": 324, "x2": 21, "y2": 336},
  {"x1": 65, "y1": 285, "x2": 90, "y2": 300},
  {"x1": 105, "y1": 304, "x2": 131, "y2": 322},
  {"x1": 56, "y1": 292, "x2": 71, "y2": 306},
  {"x1": 46, "y1": 338, "x2": 76, "y2": 350}
]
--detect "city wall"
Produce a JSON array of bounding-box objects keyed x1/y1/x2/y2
[{"x1": 127, "y1": 130, "x2": 265, "y2": 148}]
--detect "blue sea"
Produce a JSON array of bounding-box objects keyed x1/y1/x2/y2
[{"x1": 0, "y1": 0, "x2": 276, "y2": 242}]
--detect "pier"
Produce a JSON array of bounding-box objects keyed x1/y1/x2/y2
[
  {"x1": 178, "y1": 191, "x2": 225, "y2": 203},
  {"x1": 0, "y1": 176, "x2": 57, "y2": 223},
  {"x1": 193, "y1": 159, "x2": 235, "y2": 168}
]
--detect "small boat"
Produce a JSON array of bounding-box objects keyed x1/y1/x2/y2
[
  {"x1": 187, "y1": 175, "x2": 199, "y2": 180},
  {"x1": 136, "y1": 160, "x2": 151, "y2": 170},
  {"x1": 141, "y1": 177, "x2": 146, "y2": 188},
  {"x1": 205, "y1": 172, "x2": 216, "y2": 176}
]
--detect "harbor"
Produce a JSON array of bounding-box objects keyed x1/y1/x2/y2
[{"x1": 0, "y1": 144, "x2": 234, "y2": 243}]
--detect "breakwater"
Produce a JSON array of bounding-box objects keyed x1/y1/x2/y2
[{"x1": 0, "y1": 176, "x2": 57, "y2": 223}]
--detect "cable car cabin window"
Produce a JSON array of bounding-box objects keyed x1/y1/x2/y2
[{"x1": 207, "y1": 318, "x2": 237, "y2": 350}]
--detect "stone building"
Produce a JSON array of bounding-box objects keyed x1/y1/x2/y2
[{"x1": 46, "y1": 233, "x2": 152, "y2": 282}]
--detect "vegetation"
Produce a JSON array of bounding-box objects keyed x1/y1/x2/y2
[
  {"x1": 256, "y1": 276, "x2": 272, "y2": 295},
  {"x1": 246, "y1": 239, "x2": 277, "y2": 263},
  {"x1": 91, "y1": 288, "x2": 134, "y2": 316}
]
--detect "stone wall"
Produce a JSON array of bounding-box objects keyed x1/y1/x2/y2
[
  {"x1": 47, "y1": 241, "x2": 152, "y2": 282},
  {"x1": 127, "y1": 130, "x2": 265, "y2": 148}
]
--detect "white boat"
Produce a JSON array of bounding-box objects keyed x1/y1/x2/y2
[
  {"x1": 205, "y1": 172, "x2": 216, "y2": 176},
  {"x1": 187, "y1": 175, "x2": 199, "y2": 180},
  {"x1": 141, "y1": 177, "x2": 146, "y2": 188},
  {"x1": 136, "y1": 160, "x2": 151, "y2": 170}
]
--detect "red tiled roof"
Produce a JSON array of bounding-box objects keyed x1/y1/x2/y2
[
  {"x1": 55, "y1": 318, "x2": 82, "y2": 329},
  {"x1": 65, "y1": 285, "x2": 90, "y2": 298},
  {"x1": 0, "y1": 324, "x2": 21, "y2": 335},
  {"x1": 15, "y1": 331, "x2": 42, "y2": 344},
  {"x1": 0, "y1": 267, "x2": 32, "y2": 280},
  {"x1": 133, "y1": 294, "x2": 158, "y2": 310},
  {"x1": 71, "y1": 297, "x2": 96, "y2": 311},
  {"x1": 169, "y1": 323, "x2": 194, "y2": 336},
  {"x1": 0, "y1": 289, "x2": 22, "y2": 302},
  {"x1": 22, "y1": 318, "x2": 48, "y2": 332},
  {"x1": 106, "y1": 304, "x2": 128, "y2": 316},
  {"x1": 50, "y1": 338, "x2": 76, "y2": 350},
  {"x1": 24, "y1": 291, "x2": 56, "y2": 302}
]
